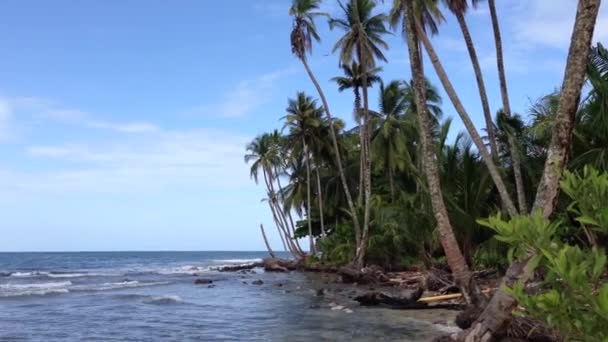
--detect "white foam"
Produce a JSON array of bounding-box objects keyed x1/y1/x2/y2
[
  {"x1": 0, "y1": 281, "x2": 72, "y2": 289},
  {"x1": 158, "y1": 265, "x2": 210, "y2": 275},
  {"x1": 9, "y1": 271, "x2": 50, "y2": 278},
  {"x1": 70, "y1": 280, "x2": 170, "y2": 292},
  {"x1": 212, "y1": 258, "x2": 262, "y2": 264},
  {"x1": 143, "y1": 295, "x2": 183, "y2": 305},
  {"x1": 0, "y1": 281, "x2": 72, "y2": 297}
]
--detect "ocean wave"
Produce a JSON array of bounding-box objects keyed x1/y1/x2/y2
[
  {"x1": 212, "y1": 258, "x2": 262, "y2": 264},
  {"x1": 156, "y1": 265, "x2": 211, "y2": 275},
  {"x1": 71, "y1": 280, "x2": 171, "y2": 292},
  {"x1": 8, "y1": 271, "x2": 51, "y2": 278},
  {"x1": 0, "y1": 281, "x2": 73, "y2": 298},
  {"x1": 143, "y1": 295, "x2": 184, "y2": 305}
]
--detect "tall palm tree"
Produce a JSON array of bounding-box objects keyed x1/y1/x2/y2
[
  {"x1": 392, "y1": 0, "x2": 485, "y2": 307},
  {"x1": 411, "y1": 2, "x2": 519, "y2": 217},
  {"x1": 443, "y1": 0, "x2": 499, "y2": 158},
  {"x1": 330, "y1": 0, "x2": 389, "y2": 267},
  {"x1": 370, "y1": 80, "x2": 412, "y2": 200},
  {"x1": 463, "y1": 0, "x2": 602, "y2": 340},
  {"x1": 283, "y1": 92, "x2": 325, "y2": 255},
  {"x1": 245, "y1": 132, "x2": 303, "y2": 256},
  {"x1": 487, "y1": 0, "x2": 528, "y2": 214},
  {"x1": 289, "y1": 0, "x2": 362, "y2": 244},
  {"x1": 332, "y1": 61, "x2": 382, "y2": 205}
]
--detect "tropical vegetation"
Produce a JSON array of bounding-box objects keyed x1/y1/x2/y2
[{"x1": 245, "y1": 0, "x2": 605, "y2": 340}]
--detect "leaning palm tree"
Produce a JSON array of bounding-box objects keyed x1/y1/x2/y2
[
  {"x1": 443, "y1": 0, "x2": 499, "y2": 158},
  {"x1": 390, "y1": 0, "x2": 486, "y2": 307},
  {"x1": 332, "y1": 61, "x2": 382, "y2": 205},
  {"x1": 330, "y1": 0, "x2": 389, "y2": 268},
  {"x1": 283, "y1": 92, "x2": 325, "y2": 255},
  {"x1": 462, "y1": 0, "x2": 602, "y2": 340},
  {"x1": 289, "y1": 0, "x2": 362, "y2": 244},
  {"x1": 410, "y1": 0, "x2": 519, "y2": 217},
  {"x1": 486, "y1": 0, "x2": 528, "y2": 214}
]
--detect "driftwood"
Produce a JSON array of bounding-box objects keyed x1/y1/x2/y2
[
  {"x1": 354, "y1": 287, "x2": 464, "y2": 310},
  {"x1": 339, "y1": 265, "x2": 390, "y2": 284}
]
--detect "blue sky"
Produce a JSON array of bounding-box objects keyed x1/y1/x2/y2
[{"x1": 0, "y1": 0, "x2": 607, "y2": 251}]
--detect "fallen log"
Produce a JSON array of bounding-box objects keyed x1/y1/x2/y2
[{"x1": 354, "y1": 287, "x2": 464, "y2": 310}]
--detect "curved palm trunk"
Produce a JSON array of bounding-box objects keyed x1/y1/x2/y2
[
  {"x1": 388, "y1": 167, "x2": 395, "y2": 202},
  {"x1": 404, "y1": 3, "x2": 485, "y2": 307},
  {"x1": 274, "y1": 168, "x2": 305, "y2": 254},
  {"x1": 462, "y1": 1, "x2": 601, "y2": 340},
  {"x1": 259, "y1": 224, "x2": 276, "y2": 258},
  {"x1": 414, "y1": 18, "x2": 519, "y2": 217},
  {"x1": 303, "y1": 139, "x2": 316, "y2": 255},
  {"x1": 263, "y1": 168, "x2": 301, "y2": 256},
  {"x1": 455, "y1": 12, "x2": 499, "y2": 159},
  {"x1": 315, "y1": 167, "x2": 326, "y2": 236},
  {"x1": 300, "y1": 57, "x2": 362, "y2": 249},
  {"x1": 488, "y1": 0, "x2": 528, "y2": 214}
]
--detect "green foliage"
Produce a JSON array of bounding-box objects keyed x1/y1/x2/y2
[{"x1": 482, "y1": 168, "x2": 608, "y2": 341}]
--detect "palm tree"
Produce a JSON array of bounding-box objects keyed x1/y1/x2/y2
[
  {"x1": 332, "y1": 61, "x2": 382, "y2": 205},
  {"x1": 487, "y1": 0, "x2": 528, "y2": 214},
  {"x1": 443, "y1": 0, "x2": 499, "y2": 158},
  {"x1": 370, "y1": 80, "x2": 412, "y2": 200},
  {"x1": 463, "y1": 0, "x2": 602, "y2": 339},
  {"x1": 283, "y1": 92, "x2": 325, "y2": 255},
  {"x1": 245, "y1": 132, "x2": 303, "y2": 256},
  {"x1": 330, "y1": 0, "x2": 389, "y2": 267},
  {"x1": 289, "y1": 0, "x2": 362, "y2": 244},
  {"x1": 411, "y1": 2, "x2": 519, "y2": 217},
  {"x1": 392, "y1": 0, "x2": 485, "y2": 307}
]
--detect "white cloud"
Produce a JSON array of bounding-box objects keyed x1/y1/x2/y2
[
  {"x1": 188, "y1": 66, "x2": 298, "y2": 118},
  {"x1": 12, "y1": 129, "x2": 252, "y2": 194},
  {"x1": 509, "y1": 0, "x2": 608, "y2": 49},
  {"x1": 0, "y1": 98, "x2": 11, "y2": 140}
]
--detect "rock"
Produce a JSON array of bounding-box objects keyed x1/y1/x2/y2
[
  {"x1": 242, "y1": 281, "x2": 248, "y2": 285},
  {"x1": 216, "y1": 262, "x2": 263, "y2": 272},
  {"x1": 252, "y1": 279, "x2": 264, "y2": 285},
  {"x1": 275, "y1": 283, "x2": 283, "y2": 287},
  {"x1": 194, "y1": 278, "x2": 213, "y2": 285},
  {"x1": 316, "y1": 288, "x2": 325, "y2": 297},
  {"x1": 262, "y1": 258, "x2": 290, "y2": 272},
  {"x1": 207, "y1": 284, "x2": 216, "y2": 288}
]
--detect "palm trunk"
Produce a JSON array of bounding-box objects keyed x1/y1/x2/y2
[
  {"x1": 389, "y1": 167, "x2": 395, "y2": 202},
  {"x1": 303, "y1": 139, "x2": 316, "y2": 255},
  {"x1": 489, "y1": 0, "x2": 528, "y2": 214},
  {"x1": 404, "y1": 2, "x2": 485, "y2": 307},
  {"x1": 455, "y1": 12, "x2": 499, "y2": 159},
  {"x1": 274, "y1": 168, "x2": 305, "y2": 254},
  {"x1": 300, "y1": 57, "x2": 361, "y2": 249},
  {"x1": 266, "y1": 168, "x2": 301, "y2": 255},
  {"x1": 315, "y1": 167, "x2": 326, "y2": 236},
  {"x1": 462, "y1": 1, "x2": 601, "y2": 340},
  {"x1": 259, "y1": 224, "x2": 276, "y2": 258},
  {"x1": 355, "y1": 48, "x2": 373, "y2": 269},
  {"x1": 355, "y1": 88, "x2": 364, "y2": 207},
  {"x1": 415, "y1": 18, "x2": 519, "y2": 217},
  {"x1": 263, "y1": 169, "x2": 300, "y2": 256},
  {"x1": 274, "y1": 220, "x2": 288, "y2": 252}
]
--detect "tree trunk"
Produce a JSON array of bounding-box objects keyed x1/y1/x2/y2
[
  {"x1": 303, "y1": 139, "x2": 316, "y2": 255},
  {"x1": 259, "y1": 224, "x2": 276, "y2": 258},
  {"x1": 274, "y1": 167, "x2": 305, "y2": 254},
  {"x1": 488, "y1": 0, "x2": 528, "y2": 214},
  {"x1": 315, "y1": 167, "x2": 326, "y2": 236},
  {"x1": 355, "y1": 47, "x2": 373, "y2": 269},
  {"x1": 389, "y1": 167, "x2": 395, "y2": 202},
  {"x1": 300, "y1": 57, "x2": 361, "y2": 249},
  {"x1": 455, "y1": 12, "x2": 499, "y2": 159},
  {"x1": 404, "y1": 2, "x2": 485, "y2": 308},
  {"x1": 275, "y1": 222, "x2": 288, "y2": 252},
  {"x1": 263, "y1": 169, "x2": 300, "y2": 256},
  {"x1": 355, "y1": 88, "x2": 365, "y2": 208},
  {"x1": 415, "y1": 18, "x2": 519, "y2": 218},
  {"x1": 461, "y1": 1, "x2": 601, "y2": 340}
]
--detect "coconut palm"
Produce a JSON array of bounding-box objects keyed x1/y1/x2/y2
[
  {"x1": 332, "y1": 61, "x2": 382, "y2": 205},
  {"x1": 283, "y1": 92, "x2": 325, "y2": 255},
  {"x1": 388, "y1": 0, "x2": 485, "y2": 307},
  {"x1": 410, "y1": 0, "x2": 519, "y2": 217},
  {"x1": 486, "y1": 0, "x2": 528, "y2": 214},
  {"x1": 330, "y1": 0, "x2": 389, "y2": 267},
  {"x1": 289, "y1": 0, "x2": 362, "y2": 243}
]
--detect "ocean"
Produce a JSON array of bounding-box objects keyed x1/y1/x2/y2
[{"x1": 0, "y1": 251, "x2": 454, "y2": 341}]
